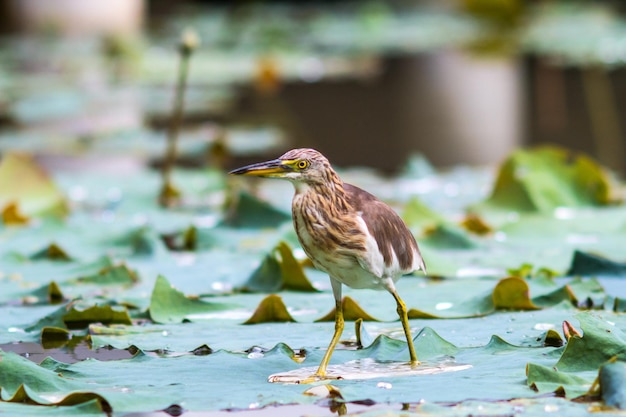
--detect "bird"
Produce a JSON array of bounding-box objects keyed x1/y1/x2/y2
[{"x1": 229, "y1": 148, "x2": 426, "y2": 381}]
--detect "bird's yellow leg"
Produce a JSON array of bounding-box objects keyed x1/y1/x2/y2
[
  {"x1": 315, "y1": 297, "x2": 344, "y2": 378},
  {"x1": 391, "y1": 290, "x2": 419, "y2": 365}
]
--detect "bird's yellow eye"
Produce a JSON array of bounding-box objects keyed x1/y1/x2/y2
[{"x1": 296, "y1": 160, "x2": 309, "y2": 170}]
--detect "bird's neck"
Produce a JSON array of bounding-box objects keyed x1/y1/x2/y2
[{"x1": 293, "y1": 172, "x2": 350, "y2": 212}]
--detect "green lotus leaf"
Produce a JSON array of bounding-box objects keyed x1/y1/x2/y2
[{"x1": 149, "y1": 275, "x2": 234, "y2": 324}]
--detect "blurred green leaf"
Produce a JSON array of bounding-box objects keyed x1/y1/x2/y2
[
  {"x1": 567, "y1": 250, "x2": 626, "y2": 277},
  {"x1": 149, "y1": 275, "x2": 233, "y2": 324},
  {"x1": 473, "y1": 146, "x2": 617, "y2": 214},
  {"x1": 29, "y1": 243, "x2": 72, "y2": 261},
  {"x1": 223, "y1": 190, "x2": 291, "y2": 229}
]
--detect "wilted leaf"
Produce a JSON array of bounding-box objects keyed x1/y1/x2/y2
[
  {"x1": 541, "y1": 329, "x2": 564, "y2": 347},
  {"x1": 492, "y1": 277, "x2": 541, "y2": 310},
  {"x1": 149, "y1": 275, "x2": 232, "y2": 324},
  {"x1": 40, "y1": 326, "x2": 71, "y2": 349},
  {"x1": 239, "y1": 241, "x2": 317, "y2": 293},
  {"x1": 275, "y1": 241, "x2": 317, "y2": 292},
  {"x1": 242, "y1": 294, "x2": 296, "y2": 324},
  {"x1": 460, "y1": 213, "x2": 493, "y2": 235},
  {"x1": 63, "y1": 305, "x2": 132, "y2": 329},
  {"x1": 315, "y1": 296, "x2": 381, "y2": 322},
  {"x1": 72, "y1": 264, "x2": 139, "y2": 286},
  {"x1": 29, "y1": 243, "x2": 72, "y2": 261},
  {"x1": 0, "y1": 153, "x2": 67, "y2": 218},
  {"x1": 1, "y1": 202, "x2": 29, "y2": 225}
]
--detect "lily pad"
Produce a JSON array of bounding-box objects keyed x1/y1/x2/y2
[
  {"x1": 473, "y1": 146, "x2": 617, "y2": 214},
  {"x1": 149, "y1": 275, "x2": 234, "y2": 324}
]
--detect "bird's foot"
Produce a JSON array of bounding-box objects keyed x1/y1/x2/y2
[{"x1": 268, "y1": 373, "x2": 343, "y2": 384}]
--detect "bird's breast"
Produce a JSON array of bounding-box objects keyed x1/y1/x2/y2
[{"x1": 291, "y1": 193, "x2": 387, "y2": 289}]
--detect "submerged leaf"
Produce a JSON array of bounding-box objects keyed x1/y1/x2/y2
[
  {"x1": 149, "y1": 275, "x2": 232, "y2": 324},
  {"x1": 243, "y1": 294, "x2": 296, "y2": 324}
]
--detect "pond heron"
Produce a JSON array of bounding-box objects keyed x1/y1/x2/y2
[{"x1": 230, "y1": 148, "x2": 426, "y2": 381}]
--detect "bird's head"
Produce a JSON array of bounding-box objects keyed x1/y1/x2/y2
[{"x1": 229, "y1": 148, "x2": 334, "y2": 186}]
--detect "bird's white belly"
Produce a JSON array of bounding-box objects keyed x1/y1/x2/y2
[{"x1": 294, "y1": 210, "x2": 388, "y2": 290}]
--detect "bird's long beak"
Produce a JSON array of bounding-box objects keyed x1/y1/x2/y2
[{"x1": 229, "y1": 159, "x2": 293, "y2": 177}]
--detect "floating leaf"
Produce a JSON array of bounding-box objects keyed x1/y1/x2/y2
[
  {"x1": 460, "y1": 213, "x2": 493, "y2": 235},
  {"x1": 0, "y1": 153, "x2": 67, "y2": 218},
  {"x1": 542, "y1": 329, "x2": 564, "y2": 348},
  {"x1": 567, "y1": 250, "x2": 626, "y2": 277},
  {"x1": 63, "y1": 305, "x2": 132, "y2": 329},
  {"x1": 526, "y1": 363, "x2": 591, "y2": 398},
  {"x1": 555, "y1": 314, "x2": 626, "y2": 372},
  {"x1": 402, "y1": 197, "x2": 446, "y2": 231},
  {"x1": 40, "y1": 326, "x2": 71, "y2": 349},
  {"x1": 223, "y1": 190, "x2": 291, "y2": 229},
  {"x1": 239, "y1": 241, "x2": 317, "y2": 293},
  {"x1": 275, "y1": 241, "x2": 317, "y2": 292},
  {"x1": 114, "y1": 226, "x2": 169, "y2": 256},
  {"x1": 149, "y1": 275, "x2": 232, "y2": 324},
  {"x1": 29, "y1": 243, "x2": 72, "y2": 261},
  {"x1": 315, "y1": 296, "x2": 381, "y2": 322},
  {"x1": 243, "y1": 294, "x2": 296, "y2": 324},
  {"x1": 0, "y1": 351, "x2": 112, "y2": 411},
  {"x1": 72, "y1": 264, "x2": 139, "y2": 286},
  {"x1": 422, "y1": 223, "x2": 478, "y2": 249},
  {"x1": 599, "y1": 361, "x2": 626, "y2": 409},
  {"x1": 492, "y1": 277, "x2": 541, "y2": 310},
  {"x1": 474, "y1": 146, "x2": 617, "y2": 214}
]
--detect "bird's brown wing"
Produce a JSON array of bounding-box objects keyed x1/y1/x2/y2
[{"x1": 344, "y1": 183, "x2": 424, "y2": 274}]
